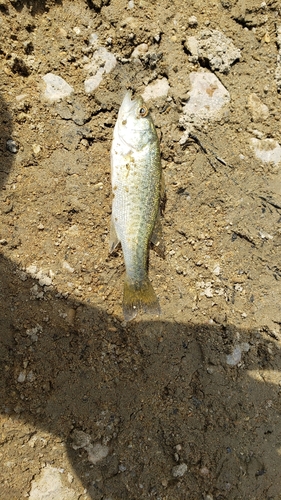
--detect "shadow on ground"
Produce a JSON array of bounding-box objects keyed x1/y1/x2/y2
[
  {"x1": 1, "y1": 252, "x2": 281, "y2": 500},
  {"x1": 1, "y1": 0, "x2": 63, "y2": 15}
]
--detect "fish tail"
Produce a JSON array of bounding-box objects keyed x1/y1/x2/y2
[{"x1": 123, "y1": 276, "x2": 160, "y2": 322}]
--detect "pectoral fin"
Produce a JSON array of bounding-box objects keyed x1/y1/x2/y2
[
  {"x1": 151, "y1": 213, "x2": 165, "y2": 258},
  {"x1": 109, "y1": 215, "x2": 120, "y2": 253}
]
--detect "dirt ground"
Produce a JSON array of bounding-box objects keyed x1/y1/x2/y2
[{"x1": 1, "y1": 0, "x2": 281, "y2": 499}]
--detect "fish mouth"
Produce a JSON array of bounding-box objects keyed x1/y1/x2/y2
[{"x1": 119, "y1": 90, "x2": 143, "y2": 115}]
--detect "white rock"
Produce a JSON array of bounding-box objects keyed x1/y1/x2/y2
[
  {"x1": 71, "y1": 430, "x2": 109, "y2": 465},
  {"x1": 28, "y1": 465, "x2": 77, "y2": 500},
  {"x1": 30, "y1": 284, "x2": 44, "y2": 299},
  {"x1": 38, "y1": 275, "x2": 52, "y2": 287},
  {"x1": 185, "y1": 36, "x2": 198, "y2": 58},
  {"x1": 18, "y1": 371, "x2": 26, "y2": 383},
  {"x1": 248, "y1": 93, "x2": 269, "y2": 122},
  {"x1": 212, "y1": 264, "x2": 221, "y2": 276},
  {"x1": 26, "y1": 264, "x2": 38, "y2": 277},
  {"x1": 32, "y1": 144, "x2": 41, "y2": 155},
  {"x1": 67, "y1": 473, "x2": 73, "y2": 484},
  {"x1": 87, "y1": 443, "x2": 109, "y2": 464},
  {"x1": 226, "y1": 346, "x2": 242, "y2": 366},
  {"x1": 89, "y1": 33, "x2": 99, "y2": 46},
  {"x1": 84, "y1": 68, "x2": 104, "y2": 94},
  {"x1": 185, "y1": 29, "x2": 240, "y2": 73},
  {"x1": 226, "y1": 343, "x2": 250, "y2": 366},
  {"x1": 131, "y1": 43, "x2": 149, "y2": 59},
  {"x1": 172, "y1": 463, "x2": 188, "y2": 477},
  {"x1": 62, "y1": 261, "x2": 75, "y2": 273},
  {"x1": 204, "y1": 286, "x2": 213, "y2": 298},
  {"x1": 141, "y1": 78, "x2": 170, "y2": 101},
  {"x1": 97, "y1": 47, "x2": 117, "y2": 73},
  {"x1": 188, "y1": 15, "x2": 198, "y2": 27},
  {"x1": 250, "y1": 138, "x2": 281, "y2": 166},
  {"x1": 179, "y1": 130, "x2": 190, "y2": 146},
  {"x1": 259, "y1": 230, "x2": 273, "y2": 240},
  {"x1": 26, "y1": 325, "x2": 42, "y2": 342},
  {"x1": 84, "y1": 47, "x2": 117, "y2": 94},
  {"x1": 42, "y1": 73, "x2": 74, "y2": 102},
  {"x1": 179, "y1": 70, "x2": 230, "y2": 132}
]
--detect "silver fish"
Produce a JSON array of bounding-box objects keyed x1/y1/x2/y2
[{"x1": 110, "y1": 91, "x2": 164, "y2": 321}]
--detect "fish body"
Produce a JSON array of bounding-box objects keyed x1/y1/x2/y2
[{"x1": 110, "y1": 91, "x2": 163, "y2": 321}]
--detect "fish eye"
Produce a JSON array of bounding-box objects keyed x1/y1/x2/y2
[{"x1": 138, "y1": 106, "x2": 148, "y2": 117}]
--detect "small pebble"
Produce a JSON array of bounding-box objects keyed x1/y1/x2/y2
[
  {"x1": 87, "y1": 443, "x2": 109, "y2": 465},
  {"x1": 38, "y1": 275, "x2": 52, "y2": 287},
  {"x1": 6, "y1": 139, "x2": 18, "y2": 153},
  {"x1": 59, "y1": 27, "x2": 67, "y2": 37},
  {"x1": 89, "y1": 33, "x2": 98, "y2": 46},
  {"x1": 259, "y1": 230, "x2": 273, "y2": 240},
  {"x1": 92, "y1": 182, "x2": 103, "y2": 190},
  {"x1": 131, "y1": 43, "x2": 149, "y2": 59},
  {"x1": 213, "y1": 264, "x2": 221, "y2": 276},
  {"x1": 63, "y1": 261, "x2": 75, "y2": 273},
  {"x1": 204, "y1": 286, "x2": 213, "y2": 298},
  {"x1": 67, "y1": 473, "x2": 74, "y2": 484},
  {"x1": 80, "y1": 138, "x2": 89, "y2": 148},
  {"x1": 172, "y1": 463, "x2": 188, "y2": 477},
  {"x1": 188, "y1": 15, "x2": 198, "y2": 27},
  {"x1": 200, "y1": 466, "x2": 209, "y2": 475},
  {"x1": 17, "y1": 371, "x2": 26, "y2": 383},
  {"x1": 33, "y1": 144, "x2": 41, "y2": 155},
  {"x1": 248, "y1": 93, "x2": 269, "y2": 122},
  {"x1": 66, "y1": 308, "x2": 76, "y2": 325}
]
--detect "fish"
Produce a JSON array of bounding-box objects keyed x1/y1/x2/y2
[{"x1": 110, "y1": 90, "x2": 164, "y2": 321}]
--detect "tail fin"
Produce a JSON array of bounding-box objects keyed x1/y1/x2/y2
[{"x1": 123, "y1": 276, "x2": 160, "y2": 322}]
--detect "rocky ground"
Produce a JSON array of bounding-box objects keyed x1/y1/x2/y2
[{"x1": 1, "y1": 0, "x2": 281, "y2": 499}]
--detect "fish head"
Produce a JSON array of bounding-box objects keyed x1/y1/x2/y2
[{"x1": 116, "y1": 91, "x2": 156, "y2": 150}]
